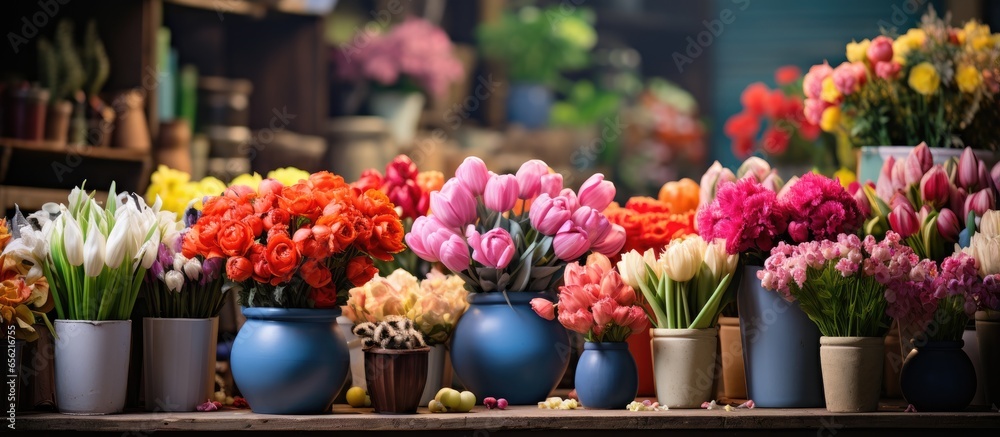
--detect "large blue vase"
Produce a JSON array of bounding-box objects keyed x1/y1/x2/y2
[
  {"x1": 900, "y1": 340, "x2": 977, "y2": 411},
  {"x1": 506, "y1": 83, "x2": 553, "y2": 129},
  {"x1": 575, "y1": 342, "x2": 638, "y2": 409},
  {"x1": 738, "y1": 266, "x2": 825, "y2": 408},
  {"x1": 450, "y1": 292, "x2": 570, "y2": 405},
  {"x1": 231, "y1": 307, "x2": 350, "y2": 414}
]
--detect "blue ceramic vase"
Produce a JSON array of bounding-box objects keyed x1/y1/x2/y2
[
  {"x1": 575, "y1": 342, "x2": 638, "y2": 409},
  {"x1": 450, "y1": 292, "x2": 570, "y2": 405},
  {"x1": 899, "y1": 340, "x2": 977, "y2": 411},
  {"x1": 506, "y1": 83, "x2": 553, "y2": 129},
  {"x1": 230, "y1": 307, "x2": 350, "y2": 414},
  {"x1": 738, "y1": 265, "x2": 825, "y2": 408}
]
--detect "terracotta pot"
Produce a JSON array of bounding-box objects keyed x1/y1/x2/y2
[
  {"x1": 45, "y1": 101, "x2": 72, "y2": 144},
  {"x1": 820, "y1": 337, "x2": 883, "y2": 413},
  {"x1": 112, "y1": 91, "x2": 152, "y2": 152},
  {"x1": 364, "y1": 348, "x2": 429, "y2": 414},
  {"x1": 882, "y1": 324, "x2": 903, "y2": 398},
  {"x1": 717, "y1": 316, "x2": 746, "y2": 401},
  {"x1": 156, "y1": 119, "x2": 193, "y2": 173},
  {"x1": 626, "y1": 328, "x2": 655, "y2": 397}
]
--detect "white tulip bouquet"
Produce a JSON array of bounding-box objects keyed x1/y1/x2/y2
[
  {"x1": 22, "y1": 184, "x2": 180, "y2": 321},
  {"x1": 619, "y1": 236, "x2": 738, "y2": 329}
]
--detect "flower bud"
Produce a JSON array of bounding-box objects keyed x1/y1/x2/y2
[
  {"x1": 919, "y1": 166, "x2": 950, "y2": 208},
  {"x1": 888, "y1": 203, "x2": 919, "y2": 238}
]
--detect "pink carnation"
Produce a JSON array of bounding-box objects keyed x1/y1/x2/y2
[
  {"x1": 697, "y1": 178, "x2": 788, "y2": 258},
  {"x1": 780, "y1": 173, "x2": 863, "y2": 243}
]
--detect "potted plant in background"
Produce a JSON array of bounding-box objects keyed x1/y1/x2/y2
[
  {"x1": 603, "y1": 185, "x2": 699, "y2": 398},
  {"x1": 0, "y1": 217, "x2": 54, "y2": 411},
  {"x1": 759, "y1": 232, "x2": 909, "y2": 412},
  {"x1": 530, "y1": 253, "x2": 647, "y2": 409},
  {"x1": 352, "y1": 316, "x2": 431, "y2": 414},
  {"x1": 405, "y1": 157, "x2": 626, "y2": 404},
  {"x1": 804, "y1": 8, "x2": 1000, "y2": 183},
  {"x1": 344, "y1": 269, "x2": 468, "y2": 406},
  {"x1": 142, "y1": 208, "x2": 228, "y2": 412},
  {"x1": 477, "y1": 5, "x2": 596, "y2": 129},
  {"x1": 335, "y1": 18, "x2": 464, "y2": 146},
  {"x1": 618, "y1": 236, "x2": 738, "y2": 408},
  {"x1": 182, "y1": 173, "x2": 406, "y2": 414},
  {"x1": 965, "y1": 210, "x2": 1000, "y2": 407},
  {"x1": 21, "y1": 185, "x2": 177, "y2": 415},
  {"x1": 889, "y1": 251, "x2": 984, "y2": 411}
]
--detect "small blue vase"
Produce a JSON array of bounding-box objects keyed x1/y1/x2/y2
[
  {"x1": 450, "y1": 292, "x2": 570, "y2": 405},
  {"x1": 506, "y1": 83, "x2": 553, "y2": 129},
  {"x1": 738, "y1": 266, "x2": 825, "y2": 408},
  {"x1": 230, "y1": 307, "x2": 350, "y2": 414},
  {"x1": 900, "y1": 340, "x2": 977, "y2": 411},
  {"x1": 575, "y1": 342, "x2": 638, "y2": 409}
]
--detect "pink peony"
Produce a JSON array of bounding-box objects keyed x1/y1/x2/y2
[
  {"x1": 697, "y1": 178, "x2": 789, "y2": 257},
  {"x1": 779, "y1": 173, "x2": 863, "y2": 243}
]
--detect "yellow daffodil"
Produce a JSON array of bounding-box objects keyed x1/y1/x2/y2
[
  {"x1": 820, "y1": 106, "x2": 841, "y2": 132},
  {"x1": 956, "y1": 64, "x2": 982, "y2": 93},
  {"x1": 908, "y1": 62, "x2": 940, "y2": 95}
]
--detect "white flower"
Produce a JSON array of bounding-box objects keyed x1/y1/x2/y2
[
  {"x1": 183, "y1": 257, "x2": 202, "y2": 281},
  {"x1": 164, "y1": 270, "x2": 185, "y2": 292},
  {"x1": 62, "y1": 216, "x2": 85, "y2": 267},
  {"x1": 105, "y1": 211, "x2": 135, "y2": 269},
  {"x1": 173, "y1": 252, "x2": 187, "y2": 273},
  {"x1": 617, "y1": 250, "x2": 648, "y2": 289},
  {"x1": 704, "y1": 238, "x2": 738, "y2": 282},
  {"x1": 83, "y1": 224, "x2": 106, "y2": 277},
  {"x1": 660, "y1": 237, "x2": 704, "y2": 283}
]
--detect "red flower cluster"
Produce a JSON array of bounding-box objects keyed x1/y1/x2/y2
[
  {"x1": 725, "y1": 66, "x2": 820, "y2": 158},
  {"x1": 351, "y1": 155, "x2": 434, "y2": 220},
  {"x1": 183, "y1": 172, "x2": 405, "y2": 308},
  {"x1": 604, "y1": 197, "x2": 697, "y2": 258}
]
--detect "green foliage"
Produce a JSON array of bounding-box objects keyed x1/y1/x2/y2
[
  {"x1": 477, "y1": 5, "x2": 596, "y2": 86},
  {"x1": 550, "y1": 81, "x2": 621, "y2": 127},
  {"x1": 792, "y1": 263, "x2": 892, "y2": 337},
  {"x1": 82, "y1": 20, "x2": 110, "y2": 97}
]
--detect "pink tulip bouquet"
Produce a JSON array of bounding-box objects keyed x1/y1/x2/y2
[
  {"x1": 529, "y1": 253, "x2": 647, "y2": 342},
  {"x1": 405, "y1": 157, "x2": 626, "y2": 294},
  {"x1": 856, "y1": 142, "x2": 1000, "y2": 262},
  {"x1": 758, "y1": 232, "x2": 910, "y2": 337}
]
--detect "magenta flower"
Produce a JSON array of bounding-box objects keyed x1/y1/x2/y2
[
  {"x1": 429, "y1": 180, "x2": 477, "y2": 228},
  {"x1": 515, "y1": 160, "x2": 549, "y2": 199},
  {"x1": 483, "y1": 174, "x2": 518, "y2": 212},
  {"x1": 888, "y1": 203, "x2": 919, "y2": 238},
  {"x1": 466, "y1": 226, "x2": 515, "y2": 270},
  {"x1": 438, "y1": 233, "x2": 471, "y2": 273},
  {"x1": 697, "y1": 178, "x2": 788, "y2": 257},
  {"x1": 867, "y1": 36, "x2": 894, "y2": 64},
  {"x1": 553, "y1": 221, "x2": 590, "y2": 261},
  {"x1": 540, "y1": 173, "x2": 564, "y2": 197},
  {"x1": 919, "y1": 166, "x2": 950, "y2": 208},
  {"x1": 578, "y1": 174, "x2": 615, "y2": 211},
  {"x1": 529, "y1": 193, "x2": 573, "y2": 236},
  {"x1": 456, "y1": 156, "x2": 490, "y2": 196},
  {"x1": 572, "y1": 206, "x2": 611, "y2": 245},
  {"x1": 780, "y1": 173, "x2": 863, "y2": 244},
  {"x1": 592, "y1": 224, "x2": 626, "y2": 256}
]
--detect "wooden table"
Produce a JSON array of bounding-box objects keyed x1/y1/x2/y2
[{"x1": 14, "y1": 404, "x2": 1000, "y2": 436}]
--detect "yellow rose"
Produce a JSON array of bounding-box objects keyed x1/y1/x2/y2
[
  {"x1": 846, "y1": 39, "x2": 871, "y2": 63},
  {"x1": 908, "y1": 62, "x2": 940, "y2": 95},
  {"x1": 821, "y1": 76, "x2": 842, "y2": 103},
  {"x1": 229, "y1": 172, "x2": 263, "y2": 191},
  {"x1": 956, "y1": 64, "x2": 982, "y2": 93},
  {"x1": 820, "y1": 106, "x2": 841, "y2": 132},
  {"x1": 266, "y1": 167, "x2": 310, "y2": 186}
]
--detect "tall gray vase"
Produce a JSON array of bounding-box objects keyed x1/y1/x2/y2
[
  {"x1": 143, "y1": 318, "x2": 218, "y2": 412},
  {"x1": 738, "y1": 265, "x2": 824, "y2": 408}
]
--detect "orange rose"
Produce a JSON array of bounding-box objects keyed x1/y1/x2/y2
[
  {"x1": 355, "y1": 189, "x2": 396, "y2": 217},
  {"x1": 309, "y1": 283, "x2": 338, "y2": 309},
  {"x1": 317, "y1": 214, "x2": 357, "y2": 254},
  {"x1": 226, "y1": 256, "x2": 253, "y2": 282},
  {"x1": 242, "y1": 215, "x2": 264, "y2": 236},
  {"x1": 658, "y1": 178, "x2": 700, "y2": 213},
  {"x1": 217, "y1": 220, "x2": 255, "y2": 257},
  {"x1": 299, "y1": 259, "x2": 332, "y2": 288},
  {"x1": 265, "y1": 234, "x2": 300, "y2": 278},
  {"x1": 263, "y1": 208, "x2": 290, "y2": 230},
  {"x1": 279, "y1": 182, "x2": 320, "y2": 220},
  {"x1": 417, "y1": 171, "x2": 444, "y2": 194},
  {"x1": 267, "y1": 223, "x2": 290, "y2": 242},
  {"x1": 1, "y1": 277, "x2": 31, "y2": 324},
  {"x1": 292, "y1": 226, "x2": 332, "y2": 259},
  {"x1": 184, "y1": 219, "x2": 223, "y2": 259},
  {"x1": 346, "y1": 256, "x2": 377, "y2": 287},
  {"x1": 254, "y1": 193, "x2": 279, "y2": 215},
  {"x1": 308, "y1": 172, "x2": 349, "y2": 206},
  {"x1": 367, "y1": 213, "x2": 405, "y2": 261}
]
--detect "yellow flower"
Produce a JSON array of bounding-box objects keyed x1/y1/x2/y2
[
  {"x1": 266, "y1": 167, "x2": 310, "y2": 186},
  {"x1": 229, "y1": 172, "x2": 263, "y2": 191},
  {"x1": 821, "y1": 76, "x2": 841, "y2": 103},
  {"x1": 892, "y1": 30, "x2": 925, "y2": 65},
  {"x1": 956, "y1": 64, "x2": 982, "y2": 93},
  {"x1": 820, "y1": 106, "x2": 841, "y2": 132},
  {"x1": 658, "y1": 236, "x2": 705, "y2": 283},
  {"x1": 908, "y1": 62, "x2": 940, "y2": 95},
  {"x1": 834, "y1": 167, "x2": 857, "y2": 189},
  {"x1": 963, "y1": 21, "x2": 995, "y2": 50},
  {"x1": 846, "y1": 39, "x2": 871, "y2": 63}
]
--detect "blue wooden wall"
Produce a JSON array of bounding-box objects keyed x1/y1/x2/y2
[{"x1": 709, "y1": 0, "x2": 939, "y2": 169}]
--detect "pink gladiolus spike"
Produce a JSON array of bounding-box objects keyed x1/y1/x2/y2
[
  {"x1": 578, "y1": 174, "x2": 616, "y2": 211},
  {"x1": 515, "y1": 160, "x2": 549, "y2": 199},
  {"x1": 919, "y1": 166, "x2": 950, "y2": 208},
  {"x1": 958, "y1": 147, "x2": 979, "y2": 190},
  {"x1": 553, "y1": 221, "x2": 590, "y2": 262},
  {"x1": 530, "y1": 298, "x2": 556, "y2": 320},
  {"x1": 456, "y1": 156, "x2": 490, "y2": 195}
]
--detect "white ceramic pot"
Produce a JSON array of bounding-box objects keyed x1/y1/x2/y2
[
  {"x1": 651, "y1": 328, "x2": 717, "y2": 408},
  {"x1": 976, "y1": 311, "x2": 1000, "y2": 407},
  {"x1": 419, "y1": 344, "x2": 451, "y2": 406},
  {"x1": 369, "y1": 91, "x2": 425, "y2": 146},
  {"x1": 54, "y1": 320, "x2": 132, "y2": 415},
  {"x1": 819, "y1": 336, "x2": 883, "y2": 412},
  {"x1": 143, "y1": 318, "x2": 218, "y2": 412},
  {"x1": 339, "y1": 316, "x2": 366, "y2": 391}
]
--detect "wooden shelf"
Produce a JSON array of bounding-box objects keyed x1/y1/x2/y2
[
  {"x1": 0, "y1": 138, "x2": 149, "y2": 163},
  {"x1": 14, "y1": 404, "x2": 1000, "y2": 435},
  {"x1": 0, "y1": 186, "x2": 109, "y2": 213}
]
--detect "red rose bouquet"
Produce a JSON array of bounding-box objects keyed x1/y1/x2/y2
[{"x1": 182, "y1": 172, "x2": 406, "y2": 308}]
